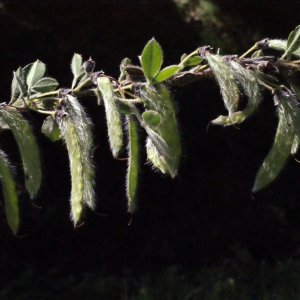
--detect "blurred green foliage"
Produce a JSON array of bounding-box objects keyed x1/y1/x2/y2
[{"x1": 1, "y1": 250, "x2": 300, "y2": 299}]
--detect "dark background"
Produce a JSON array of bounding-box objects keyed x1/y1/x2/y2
[{"x1": 1, "y1": 0, "x2": 300, "y2": 289}]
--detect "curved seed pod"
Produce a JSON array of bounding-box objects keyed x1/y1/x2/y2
[
  {"x1": 205, "y1": 53, "x2": 239, "y2": 116},
  {"x1": 252, "y1": 90, "x2": 300, "y2": 192},
  {"x1": 56, "y1": 114, "x2": 84, "y2": 224},
  {"x1": 213, "y1": 60, "x2": 260, "y2": 126},
  {"x1": 140, "y1": 84, "x2": 181, "y2": 177},
  {"x1": 212, "y1": 110, "x2": 253, "y2": 126},
  {"x1": 63, "y1": 95, "x2": 95, "y2": 210},
  {"x1": 97, "y1": 77, "x2": 123, "y2": 157},
  {"x1": 126, "y1": 115, "x2": 139, "y2": 213},
  {"x1": 0, "y1": 150, "x2": 19, "y2": 234},
  {"x1": 0, "y1": 106, "x2": 41, "y2": 198}
]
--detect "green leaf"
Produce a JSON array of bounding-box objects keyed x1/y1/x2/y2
[
  {"x1": 97, "y1": 77, "x2": 123, "y2": 157},
  {"x1": 64, "y1": 95, "x2": 95, "y2": 210},
  {"x1": 71, "y1": 53, "x2": 83, "y2": 77},
  {"x1": 31, "y1": 77, "x2": 59, "y2": 93},
  {"x1": 13, "y1": 71, "x2": 27, "y2": 97},
  {"x1": 140, "y1": 84, "x2": 181, "y2": 177},
  {"x1": 252, "y1": 90, "x2": 300, "y2": 192},
  {"x1": 286, "y1": 25, "x2": 300, "y2": 55},
  {"x1": 154, "y1": 65, "x2": 179, "y2": 83},
  {"x1": 141, "y1": 38, "x2": 163, "y2": 83},
  {"x1": 282, "y1": 69, "x2": 300, "y2": 99},
  {"x1": 127, "y1": 115, "x2": 139, "y2": 213},
  {"x1": 0, "y1": 106, "x2": 42, "y2": 198},
  {"x1": 116, "y1": 101, "x2": 132, "y2": 115},
  {"x1": 268, "y1": 39, "x2": 287, "y2": 51},
  {"x1": 180, "y1": 53, "x2": 187, "y2": 61},
  {"x1": 56, "y1": 115, "x2": 84, "y2": 224},
  {"x1": 142, "y1": 110, "x2": 161, "y2": 127},
  {"x1": 0, "y1": 150, "x2": 19, "y2": 234},
  {"x1": 10, "y1": 67, "x2": 22, "y2": 103},
  {"x1": 184, "y1": 56, "x2": 202, "y2": 67},
  {"x1": 71, "y1": 53, "x2": 84, "y2": 88},
  {"x1": 26, "y1": 60, "x2": 46, "y2": 88},
  {"x1": 41, "y1": 115, "x2": 61, "y2": 141},
  {"x1": 205, "y1": 53, "x2": 239, "y2": 116},
  {"x1": 118, "y1": 57, "x2": 132, "y2": 82},
  {"x1": 251, "y1": 50, "x2": 263, "y2": 58}
]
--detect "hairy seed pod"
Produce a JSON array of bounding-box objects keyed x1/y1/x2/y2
[
  {"x1": 126, "y1": 115, "x2": 139, "y2": 213},
  {"x1": 63, "y1": 95, "x2": 95, "y2": 210},
  {"x1": 205, "y1": 53, "x2": 239, "y2": 116},
  {"x1": 0, "y1": 150, "x2": 19, "y2": 234},
  {"x1": 0, "y1": 106, "x2": 41, "y2": 198},
  {"x1": 213, "y1": 60, "x2": 260, "y2": 126},
  {"x1": 56, "y1": 115, "x2": 84, "y2": 224},
  {"x1": 145, "y1": 137, "x2": 168, "y2": 174},
  {"x1": 253, "y1": 90, "x2": 300, "y2": 192},
  {"x1": 97, "y1": 77, "x2": 123, "y2": 157},
  {"x1": 140, "y1": 84, "x2": 181, "y2": 177}
]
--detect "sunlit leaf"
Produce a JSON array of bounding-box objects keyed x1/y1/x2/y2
[
  {"x1": 13, "y1": 71, "x2": 27, "y2": 97},
  {"x1": 97, "y1": 77, "x2": 123, "y2": 157},
  {"x1": 71, "y1": 53, "x2": 84, "y2": 89},
  {"x1": 127, "y1": 115, "x2": 139, "y2": 213},
  {"x1": 184, "y1": 55, "x2": 202, "y2": 67},
  {"x1": 268, "y1": 39, "x2": 287, "y2": 51},
  {"x1": 0, "y1": 150, "x2": 19, "y2": 234},
  {"x1": 31, "y1": 77, "x2": 59, "y2": 93},
  {"x1": 141, "y1": 38, "x2": 163, "y2": 83},
  {"x1": 26, "y1": 60, "x2": 46, "y2": 89},
  {"x1": 286, "y1": 25, "x2": 300, "y2": 56},
  {"x1": 154, "y1": 65, "x2": 179, "y2": 83},
  {"x1": 10, "y1": 67, "x2": 22, "y2": 103}
]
